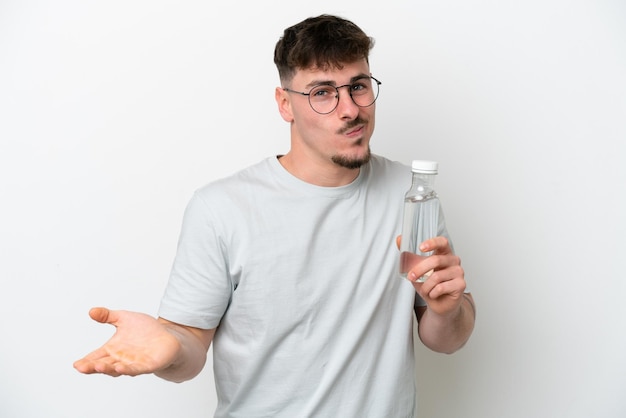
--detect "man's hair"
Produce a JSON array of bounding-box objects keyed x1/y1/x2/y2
[{"x1": 274, "y1": 14, "x2": 375, "y2": 84}]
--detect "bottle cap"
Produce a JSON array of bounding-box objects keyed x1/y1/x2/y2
[{"x1": 411, "y1": 160, "x2": 438, "y2": 174}]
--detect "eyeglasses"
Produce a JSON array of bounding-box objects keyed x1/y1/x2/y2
[{"x1": 283, "y1": 76, "x2": 381, "y2": 115}]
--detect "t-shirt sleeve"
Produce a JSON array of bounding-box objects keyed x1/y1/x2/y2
[{"x1": 158, "y1": 191, "x2": 232, "y2": 329}]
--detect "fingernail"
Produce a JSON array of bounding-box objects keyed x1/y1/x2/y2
[
  {"x1": 416, "y1": 270, "x2": 433, "y2": 283},
  {"x1": 409, "y1": 272, "x2": 418, "y2": 282}
]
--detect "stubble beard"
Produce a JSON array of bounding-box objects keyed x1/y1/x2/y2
[
  {"x1": 331, "y1": 116, "x2": 372, "y2": 169},
  {"x1": 331, "y1": 146, "x2": 371, "y2": 169}
]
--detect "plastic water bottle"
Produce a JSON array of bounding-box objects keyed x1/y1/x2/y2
[{"x1": 399, "y1": 160, "x2": 440, "y2": 282}]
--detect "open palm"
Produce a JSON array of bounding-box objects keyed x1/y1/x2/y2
[{"x1": 74, "y1": 307, "x2": 180, "y2": 377}]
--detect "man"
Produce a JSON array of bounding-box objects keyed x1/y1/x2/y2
[{"x1": 74, "y1": 14, "x2": 475, "y2": 417}]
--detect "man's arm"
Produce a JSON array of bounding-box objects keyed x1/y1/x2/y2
[
  {"x1": 155, "y1": 318, "x2": 216, "y2": 382},
  {"x1": 415, "y1": 293, "x2": 475, "y2": 354},
  {"x1": 73, "y1": 307, "x2": 215, "y2": 383}
]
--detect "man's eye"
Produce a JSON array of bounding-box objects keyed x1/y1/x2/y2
[{"x1": 312, "y1": 87, "x2": 334, "y2": 97}]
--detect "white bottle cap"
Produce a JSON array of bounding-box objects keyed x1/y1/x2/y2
[{"x1": 411, "y1": 160, "x2": 438, "y2": 174}]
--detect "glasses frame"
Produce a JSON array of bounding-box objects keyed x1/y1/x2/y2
[{"x1": 283, "y1": 76, "x2": 382, "y2": 115}]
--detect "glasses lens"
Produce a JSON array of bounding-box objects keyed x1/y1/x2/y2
[
  {"x1": 351, "y1": 77, "x2": 379, "y2": 108},
  {"x1": 308, "y1": 85, "x2": 338, "y2": 114}
]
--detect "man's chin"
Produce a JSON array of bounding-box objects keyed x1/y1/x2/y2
[{"x1": 332, "y1": 148, "x2": 371, "y2": 169}]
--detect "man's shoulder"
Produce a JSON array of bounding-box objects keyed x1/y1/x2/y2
[
  {"x1": 196, "y1": 157, "x2": 275, "y2": 192},
  {"x1": 368, "y1": 154, "x2": 411, "y2": 179}
]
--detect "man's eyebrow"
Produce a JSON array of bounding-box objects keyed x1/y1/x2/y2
[
  {"x1": 304, "y1": 79, "x2": 334, "y2": 89},
  {"x1": 304, "y1": 73, "x2": 370, "y2": 89},
  {"x1": 349, "y1": 73, "x2": 370, "y2": 83}
]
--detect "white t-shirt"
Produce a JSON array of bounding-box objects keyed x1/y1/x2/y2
[{"x1": 159, "y1": 154, "x2": 451, "y2": 418}]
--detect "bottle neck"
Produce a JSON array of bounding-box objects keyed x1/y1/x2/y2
[
  {"x1": 410, "y1": 171, "x2": 437, "y2": 191},
  {"x1": 405, "y1": 171, "x2": 437, "y2": 201}
]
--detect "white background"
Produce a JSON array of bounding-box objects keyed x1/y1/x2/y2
[{"x1": 1, "y1": 1, "x2": 625, "y2": 417}]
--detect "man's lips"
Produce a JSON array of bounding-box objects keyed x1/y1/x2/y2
[{"x1": 344, "y1": 125, "x2": 364, "y2": 136}]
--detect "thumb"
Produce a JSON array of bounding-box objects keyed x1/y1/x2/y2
[
  {"x1": 88, "y1": 307, "x2": 115, "y2": 324},
  {"x1": 395, "y1": 235, "x2": 402, "y2": 250}
]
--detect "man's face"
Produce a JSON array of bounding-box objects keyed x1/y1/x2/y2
[{"x1": 280, "y1": 59, "x2": 376, "y2": 170}]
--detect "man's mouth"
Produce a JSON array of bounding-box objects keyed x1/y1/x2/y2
[
  {"x1": 338, "y1": 117, "x2": 368, "y2": 136},
  {"x1": 345, "y1": 125, "x2": 364, "y2": 136}
]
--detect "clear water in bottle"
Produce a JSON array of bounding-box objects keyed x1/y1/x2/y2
[{"x1": 399, "y1": 188, "x2": 440, "y2": 281}]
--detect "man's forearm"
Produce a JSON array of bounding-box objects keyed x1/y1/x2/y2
[
  {"x1": 155, "y1": 321, "x2": 214, "y2": 383},
  {"x1": 417, "y1": 294, "x2": 475, "y2": 354}
]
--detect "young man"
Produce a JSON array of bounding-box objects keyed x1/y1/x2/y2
[{"x1": 74, "y1": 14, "x2": 475, "y2": 417}]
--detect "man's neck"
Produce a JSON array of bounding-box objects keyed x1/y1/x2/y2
[{"x1": 277, "y1": 153, "x2": 360, "y2": 187}]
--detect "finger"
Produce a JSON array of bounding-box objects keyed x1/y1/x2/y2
[
  {"x1": 407, "y1": 268, "x2": 433, "y2": 284},
  {"x1": 395, "y1": 235, "x2": 401, "y2": 250},
  {"x1": 427, "y1": 277, "x2": 465, "y2": 300},
  {"x1": 73, "y1": 358, "x2": 96, "y2": 374},
  {"x1": 73, "y1": 345, "x2": 114, "y2": 372},
  {"x1": 407, "y1": 254, "x2": 457, "y2": 282},
  {"x1": 113, "y1": 362, "x2": 147, "y2": 377},
  {"x1": 89, "y1": 307, "x2": 116, "y2": 325},
  {"x1": 410, "y1": 276, "x2": 446, "y2": 303},
  {"x1": 413, "y1": 266, "x2": 463, "y2": 302},
  {"x1": 424, "y1": 262, "x2": 463, "y2": 285},
  {"x1": 94, "y1": 360, "x2": 123, "y2": 377},
  {"x1": 74, "y1": 354, "x2": 113, "y2": 374},
  {"x1": 419, "y1": 236, "x2": 451, "y2": 255},
  {"x1": 424, "y1": 266, "x2": 465, "y2": 295},
  {"x1": 79, "y1": 347, "x2": 111, "y2": 362},
  {"x1": 84, "y1": 350, "x2": 134, "y2": 377}
]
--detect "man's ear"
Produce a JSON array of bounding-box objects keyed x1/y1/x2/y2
[{"x1": 275, "y1": 87, "x2": 294, "y2": 123}]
